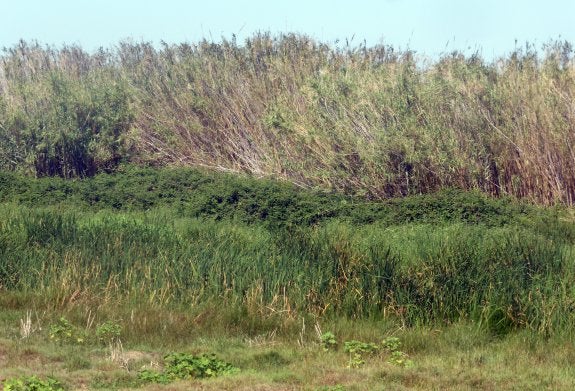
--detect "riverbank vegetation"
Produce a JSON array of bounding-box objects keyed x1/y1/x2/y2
[
  {"x1": 1, "y1": 168, "x2": 575, "y2": 389},
  {"x1": 1, "y1": 35, "x2": 574, "y2": 203},
  {"x1": 1, "y1": 34, "x2": 575, "y2": 389}
]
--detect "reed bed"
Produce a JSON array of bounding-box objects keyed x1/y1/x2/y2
[{"x1": 0, "y1": 35, "x2": 574, "y2": 204}]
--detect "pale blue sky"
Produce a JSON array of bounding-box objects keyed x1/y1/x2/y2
[{"x1": 2, "y1": 0, "x2": 574, "y2": 60}]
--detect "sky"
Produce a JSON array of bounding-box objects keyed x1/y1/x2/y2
[{"x1": 2, "y1": 0, "x2": 575, "y2": 60}]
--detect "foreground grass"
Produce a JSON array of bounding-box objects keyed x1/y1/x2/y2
[{"x1": 1, "y1": 307, "x2": 575, "y2": 390}]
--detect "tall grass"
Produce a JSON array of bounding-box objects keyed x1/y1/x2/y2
[
  {"x1": 1, "y1": 171, "x2": 574, "y2": 337},
  {"x1": 0, "y1": 36, "x2": 574, "y2": 203}
]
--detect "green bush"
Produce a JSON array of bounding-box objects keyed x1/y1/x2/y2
[
  {"x1": 343, "y1": 340, "x2": 379, "y2": 368},
  {"x1": 0, "y1": 167, "x2": 540, "y2": 229},
  {"x1": 320, "y1": 332, "x2": 337, "y2": 351},
  {"x1": 0, "y1": 60, "x2": 132, "y2": 178}
]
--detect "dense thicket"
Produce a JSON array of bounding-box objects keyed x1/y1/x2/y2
[
  {"x1": 1, "y1": 35, "x2": 574, "y2": 203},
  {"x1": 0, "y1": 167, "x2": 536, "y2": 228}
]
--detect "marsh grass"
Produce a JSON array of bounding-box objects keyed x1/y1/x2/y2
[
  {"x1": 1, "y1": 36, "x2": 574, "y2": 204},
  {"x1": 1, "y1": 169, "x2": 574, "y2": 337}
]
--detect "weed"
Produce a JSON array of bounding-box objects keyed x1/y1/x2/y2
[
  {"x1": 48, "y1": 317, "x2": 84, "y2": 345},
  {"x1": 2, "y1": 375, "x2": 64, "y2": 391},
  {"x1": 381, "y1": 336, "x2": 402, "y2": 352},
  {"x1": 320, "y1": 332, "x2": 337, "y2": 351},
  {"x1": 107, "y1": 339, "x2": 129, "y2": 371},
  {"x1": 95, "y1": 320, "x2": 122, "y2": 344},
  {"x1": 138, "y1": 352, "x2": 239, "y2": 384},
  {"x1": 19, "y1": 311, "x2": 34, "y2": 339},
  {"x1": 137, "y1": 369, "x2": 172, "y2": 384},
  {"x1": 381, "y1": 336, "x2": 413, "y2": 367},
  {"x1": 388, "y1": 350, "x2": 414, "y2": 368},
  {"x1": 343, "y1": 340, "x2": 379, "y2": 368}
]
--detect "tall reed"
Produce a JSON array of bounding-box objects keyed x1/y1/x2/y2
[{"x1": 0, "y1": 36, "x2": 574, "y2": 203}]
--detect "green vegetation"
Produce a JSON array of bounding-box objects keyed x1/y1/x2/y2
[
  {"x1": 1, "y1": 36, "x2": 574, "y2": 204},
  {"x1": 0, "y1": 167, "x2": 573, "y2": 337},
  {"x1": 95, "y1": 320, "x2": 122, "y2": 344},
  {"x1": 320, "y1": 332, "x2": 337, "y2": 351},
  {"x1": 0, "y1": 167, "x2": 573, "y2": 389},
  {"x1": 138, "y1": 353, "x2": 239, "y2": 384},
  {"x1": 344, "y1": 340, "x2": 380, "y2": 368},
  {"x1": 48, "y1": 317, "x2": 85, "y2": 345},
  {"x1": 3, "y1": 375, "x2": 64, "y2": 391},
  {"x1": 1, "y1": 34, "x2": 575, "y2": 389}
]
